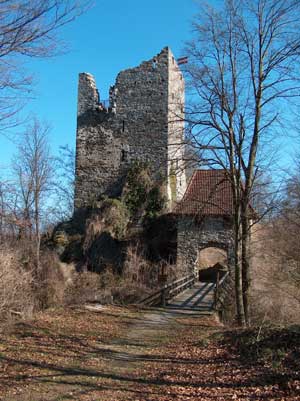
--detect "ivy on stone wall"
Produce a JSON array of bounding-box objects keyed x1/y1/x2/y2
[
  {"x1": 122, "y1": 161, "x2": 166, "y2": 222},
  {"x1": 99, "y1": 198, "x2": 129, "y2": 239}
]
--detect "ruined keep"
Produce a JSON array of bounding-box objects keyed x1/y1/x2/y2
[{"x1": 74, "y1": 47, "x2": 187, "y2": 210}]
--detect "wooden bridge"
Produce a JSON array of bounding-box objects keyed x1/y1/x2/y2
[
  {"x1": 140, "y1": 270, "x2": 233, "y2": 315},
  {"x1": 167, "y1": 282, "x2": 215, "y2": 312}
]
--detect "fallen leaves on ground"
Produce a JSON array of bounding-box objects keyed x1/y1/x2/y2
[
  {"x1": 132, "y1": 317, "x2": 300, "y2": 401},
  {"x1": 0, "y1": 305, "x2": 140, "y2": 400},
  {"x1": 0, "y1": 307, "x2": 299, "y2": 401}
]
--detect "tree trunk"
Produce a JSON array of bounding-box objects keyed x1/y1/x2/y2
[
  {"x1": 241, "y1": 202, "x2": 251, "y2": 326},
  {"x1": 34, "y1": 192, "x2": 40, "y2": 272},
  {"x1": 234, "y1": 201, "x2": 246, "y2": 326}
]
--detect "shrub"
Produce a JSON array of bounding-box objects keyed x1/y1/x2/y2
[
  {"x1": 144, "y1": 186, "x2": 166, "y2": 222},
  {"x1": 123, "y1": 245, "x2": 157, "y2": 287},
  {"x1": 250, "y1": 224, "x2": 300, "y2": 325},
  {"x1": 64, "y1": 270, "x2": 115, "y2": 305},
  {"x1": 100, "y1": 198, "x2": 129, "y2": 238},
  {"x1": 64, "y1": 271, "x2": 104, "y2": 304},
  {"x1": 84, "y1": 198, "x2": 129, "y2": 250},
  {"x1": 112, "y1": 279, "x2": 149, "y2": 304},
  {"x1": 35, "y1": 250, "x2": 65, "y2": 309},
  {"x1": 122, "y1": 161, "x2": 152, "y2": 216},
  {"x1": 0, "y1": 242, "x2": 76, "y2": 324}
]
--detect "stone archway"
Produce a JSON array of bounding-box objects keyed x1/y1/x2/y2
[
  {"x1": 176, "y1": 217, "x2": 235, "y2": 276},
  {"x1": 197, "y1": 246, "x2": 227, "y2": 270},
  {"x1": 195, "y1": 243, "x2": 230, "y2": 282}
]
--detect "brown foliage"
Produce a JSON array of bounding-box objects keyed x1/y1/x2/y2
[
  {"x1": 0, "y1": 246, "x2": 35, "y2": 321},
  {"x1": 64, "y1": 270, "x2": 111, "y2": 305},
  {"x1": 35, "y1": 250, "x2": 66, "y2": 309},
  {"x1": 250, "y1": 224, "x2": 300, "y2": 324},
  {"x1": 0, "y1": 242, "x2": 70, "y2": 323}
]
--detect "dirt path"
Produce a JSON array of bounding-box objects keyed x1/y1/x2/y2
[
  {"x1": 1, "y1": 306, "x2": 299, "y2": 401},
  {"x1": 100, "y1": 310, "x2": 195, "y2": 370},
  {"x1": 79, "y1": 307, "x2": 216, "y2": 401},
  {"x1": 0, "y1": 306, "x2": 215, "y2": 401}
]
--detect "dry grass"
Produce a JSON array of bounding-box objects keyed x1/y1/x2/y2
[
  {"x1": 0, "y1": 239, "x2": 160, "y2": 327},
  {"x1": 0, "y1": 246, "x2": 35, "y2": 321},
  {"x1": 64, "y1": 247, "x2": 155, "y2": 306},
  {"x1": 123, "y1": 245, "x2": 155, "y2": 286},
  {"x1": 35, "y1": 250, "x2": 66, "y2": 309},
  {"x1": 64, "y1": 270, "x2": 113, "y2": 305},
  {"x1": 0, "y1": 244, "x2": 73, "y2": 324}
]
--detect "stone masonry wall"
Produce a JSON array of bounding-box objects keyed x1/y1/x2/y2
[
  {"x1": 74, "y1": 47, "x2": 187, "y2": 210},
  {"x1": 177, "y1": 216, "x2": 234, "y2": 275}
]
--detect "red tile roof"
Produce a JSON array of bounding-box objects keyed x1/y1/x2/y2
[{"x1": 175, "y1": 170, "x2": 233, "y2": 216}]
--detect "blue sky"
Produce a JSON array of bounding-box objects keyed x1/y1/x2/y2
[
  {"x1": 0, "y1": 0, "x2": 199, "y2": 168},
  {"x1": 0, "y1": 0, "x2": 296, "y2": 175}
]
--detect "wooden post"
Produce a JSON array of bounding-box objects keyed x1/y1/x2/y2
[
  {"x1": 161, "y1": 284, "x2": 166, "y2": 307},
  {"x1": 214, "y1": 271, "x2": 220, "y2": 308},
  {"x1": 158, "y1": 265, "x2": 168, "y2": 307}
]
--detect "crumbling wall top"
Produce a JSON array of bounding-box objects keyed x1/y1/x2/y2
[{"x1": 77, "y1": 72, "x2": 100, "y2": 116}]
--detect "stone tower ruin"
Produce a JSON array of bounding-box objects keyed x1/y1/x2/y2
[{"x1": 74, "y1": 47, "x2": 186, "y2": 210}]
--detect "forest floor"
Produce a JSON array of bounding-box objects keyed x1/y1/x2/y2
[{"x1": 0, "y1": 305, "x2": 299, "y2": 401}]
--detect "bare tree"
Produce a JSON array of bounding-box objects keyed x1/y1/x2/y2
[
  {"x1": 0, "y1": 177, "x2": 22, "y2": 241},
  {"x1": 13, "y1": 118, "x2": 53, "y2": 269},
  {"x1": 0, "y1": 0, "x2": 91, "y2": 131},
  {"x1": 184, "y1": 0, "x2": 300, "y2": 325},
  {"x1": 54, "y1": 145, "x2": 75, "y2": 219}
]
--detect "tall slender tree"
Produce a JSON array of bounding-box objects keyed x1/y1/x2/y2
[{"x1": 184, "y1": 0, "x2": 300, "y2": 325}]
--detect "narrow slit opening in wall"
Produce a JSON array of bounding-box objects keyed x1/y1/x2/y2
[
  {"x1": 121, "y1": 149, "x2": 126, "y2": 162},
  {"x1": 122, "y1": 120, "x2": 125, "y2": 132}
]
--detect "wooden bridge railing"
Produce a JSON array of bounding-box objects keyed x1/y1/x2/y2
[
  {"x1": 213, "y1": 271, "x2": 233, "y2": 311},
  {"x1": 139, "y1": 272, "x2": 197, "y2": 307},
  {"x1": 139, "y1": 268, "x2": 233, "y2": 311}
]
